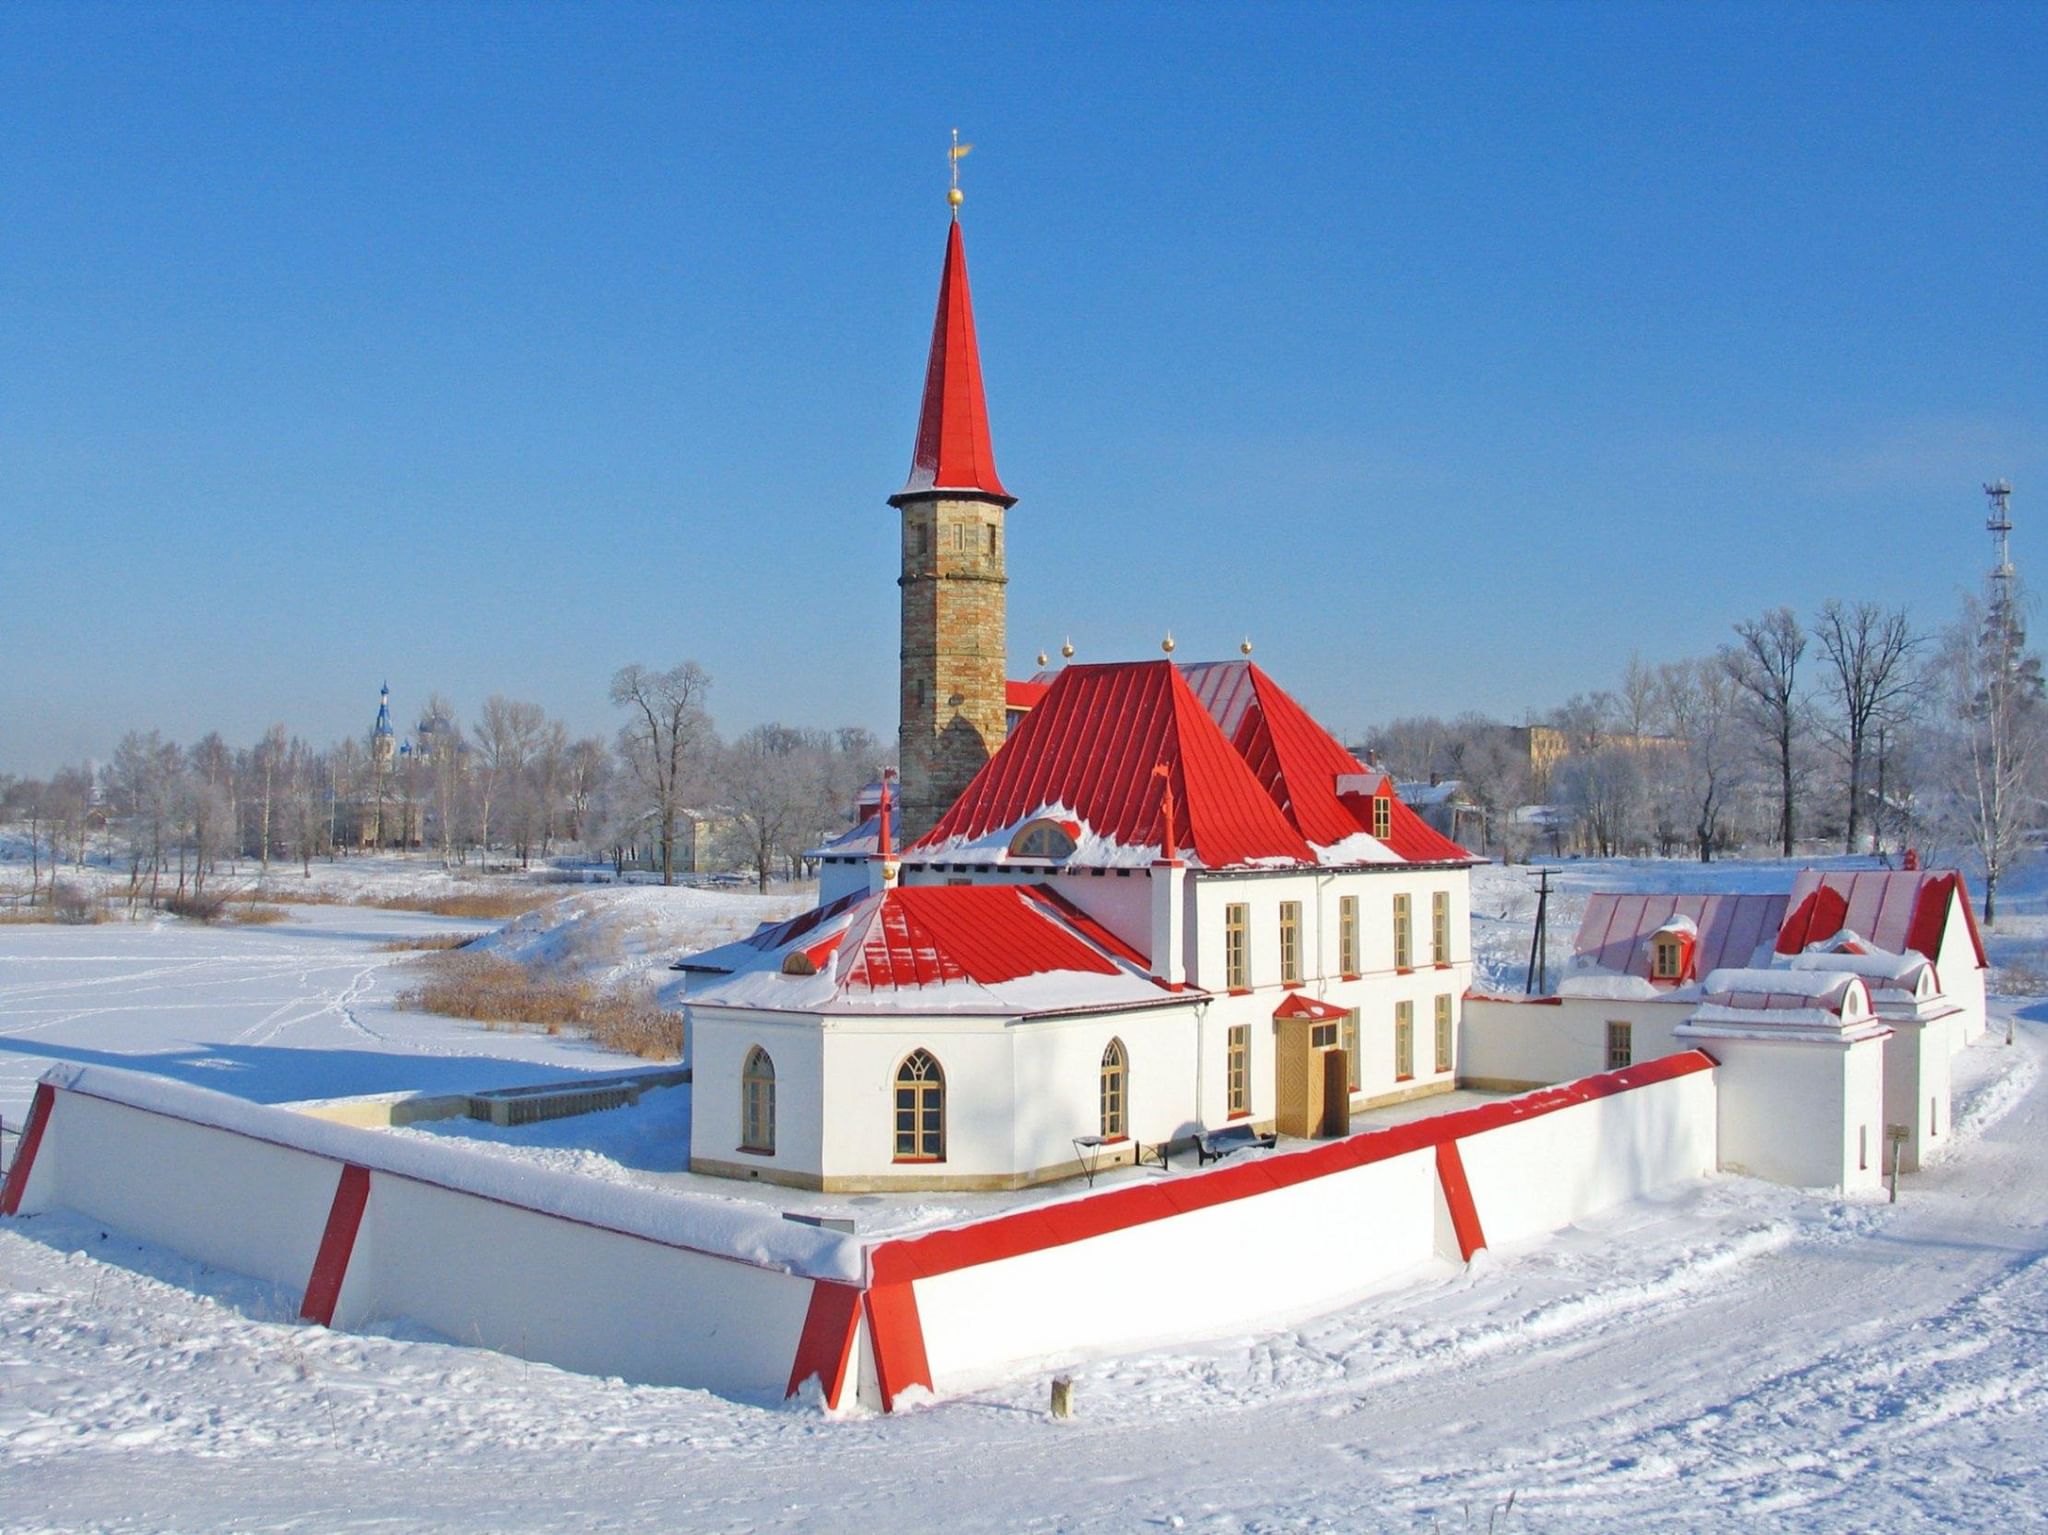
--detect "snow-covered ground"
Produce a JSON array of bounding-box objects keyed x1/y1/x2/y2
[{"x1": 3, "y1": 856, "x2": 2047, "y2": 1530}]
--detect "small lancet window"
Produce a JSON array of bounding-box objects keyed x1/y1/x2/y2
[{"x1": 741, "y1": 1046, "x2": 776, "y2": 1153}]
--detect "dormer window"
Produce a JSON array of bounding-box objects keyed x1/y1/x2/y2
[
  {"x1": 782, "y1": 951, "x2": 818, "y2": 976},
  {"x1": 1372, "y1": 795, "x2": 1392, "y2": 840},
  {"x1": 1651, "y1": 937, "x2": 1683, "y2": 980},
  {"x1": 1007, "y1": 818, "x2": 1078, "y2": 860}
]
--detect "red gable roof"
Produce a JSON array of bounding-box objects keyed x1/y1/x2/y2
[
  {"x1": 1272, "y1": 992, "x2": 1351, "y2": 1022},
  {"x1": 1777, "y1": 870, "x2": 1987, "y2": 970},
  {"x1": 915, "y1": 660, "x2": 1316, "y2": 867},
  {"x1": 1005, "y1": 678, "x2": 1050, "y2": 712},
  {"x1": 892, "y1": 220, "x2": 1011, "y2": 506},
  {"x1": 912, "y1": 659, "x2": 1477, "y2": 869}
]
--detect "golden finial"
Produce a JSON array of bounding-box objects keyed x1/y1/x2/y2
[
  {"x1": 1036, "y1": 650, "x2": 1048, "y2": 668},
  {"x1": 947, "y1": 129, "x2": 973, "y2": 214},
  {"x1": 1162, "y1": 631, "x2": 1176, "y2": 655},
  {"x1": 1240, "y1": 635, "x2": 1254, "y2": 656},
  {"x1": 1061, "y1": 636, "x2": 1075, "y2": 660}
]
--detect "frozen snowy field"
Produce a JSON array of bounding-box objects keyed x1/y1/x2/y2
[{"x1": 2, "y1": 862, "x2": 2046, "y2": 1530}]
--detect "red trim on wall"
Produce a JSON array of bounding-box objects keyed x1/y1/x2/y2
[
  {"x1": 870, "y1": 1051, "x2": 1715, "y2": 1285},
  {"x1": 300, "y1": 1163, "x2": 371, "y2": 1326},
  {"x1": 0, "y1": 1082, "x2": 55, "y2": 1217},
  {"x1": 863, "y1": 1280, "x2": 933, "y2": 1410},
  {"x1": 784, "y1": 1279, "x2": 863, "y2": 1408},
  {"x1": 1434, "y1": 1141, "x2": 1486, "y2": 1261}
]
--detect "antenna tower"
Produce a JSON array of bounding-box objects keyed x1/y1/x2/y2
[{"x1": 1986, "y1": 479, "x2": 2015, "y2": 592}]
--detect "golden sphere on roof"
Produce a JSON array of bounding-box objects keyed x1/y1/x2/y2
[
  {"x1": 947, "y1": 186, "x2": 964, "y2": 208},
  {"x1": 1240, "y1": 636, "x2": 1254, "y2": 656},
  {"x1": 1061, "y1": 637, "x2": 1075, "y2": 659},
  {"x1": 1036, "y1": 650, "x2": 1048, "y2": 667},
  {"x1": 1162, "y1": 631, "x2": 1176, "y2": 655}
]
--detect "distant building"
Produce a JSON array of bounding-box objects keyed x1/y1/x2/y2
[{"x1": 1395, "y1": 777, "x2": 1486, "y2": 852}]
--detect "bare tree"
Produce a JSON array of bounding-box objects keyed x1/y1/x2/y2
[
  {"x1": 1936, "y1": 590, "x2": 2046, "y2": 925},
  {"x1": 252, "y1": 723, "x2": 289, "y2": 874},
  {"x1": 610, "y1": 662, "x2": 714, "y2": 887},
  {"x1": 475, "y1": 696, "x2": 547, "y2": 864},
  {"x1": 1658, "y1": 658, "x2": 1744, "y2": 860},
  {"x1": 1724, "y1": 608, "x2": 1807, "y2": 856},
  {"x1": 1813, "y1": 601, "x2": 1924, "y2": 854},
  {"x1": 719, "y1": 724, "x2": 828, "y2": 892}
]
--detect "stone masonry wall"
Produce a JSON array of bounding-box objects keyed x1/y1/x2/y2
[{"x1": 898, "y1": 493, "x2": 1008, "y2": 841}]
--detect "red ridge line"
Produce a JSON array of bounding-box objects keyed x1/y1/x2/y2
[{"x1": 869, "y1": 1052, "x2": 1716, "y2": 1284}]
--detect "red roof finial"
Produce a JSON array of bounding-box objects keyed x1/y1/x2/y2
[{"x1": 892, "y1": 219, "x2": 1012, "y2": 506}]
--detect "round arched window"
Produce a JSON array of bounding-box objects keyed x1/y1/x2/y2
[{"x1": 1008, "y1": 818, "x2": 1079, "y2": 860}]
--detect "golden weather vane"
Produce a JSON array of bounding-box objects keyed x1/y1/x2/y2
[{"x1": 948, "y1": 128, "x2": 973, "y2": 213}]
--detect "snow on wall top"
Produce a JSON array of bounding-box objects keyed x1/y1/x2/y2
[{"x1": 37, "y1": 1063, "x2": 863, "y2": 1283}]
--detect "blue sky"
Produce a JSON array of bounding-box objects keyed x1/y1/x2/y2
[{"x1": 3, "y1": 2, "x2": 2043, "y2": 775}]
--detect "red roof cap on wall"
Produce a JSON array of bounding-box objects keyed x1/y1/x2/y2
[{"x1": 893, "y1": 220, "x2": 1011, "y2": 506}]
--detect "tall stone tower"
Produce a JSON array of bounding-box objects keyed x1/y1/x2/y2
[{"x1": 890, "y1": 207, "x2": 1015, "y2": 842}]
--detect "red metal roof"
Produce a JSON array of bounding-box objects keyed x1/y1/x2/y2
[
  {"x1": 1272, "y1": 992, "x2": 1351, "y2": 1021},
  {"x1": 843, "y1": 884, "x2": 1121, "y2": 990},
  {"x1": 1005, "y1": 679, "x2": 1050, "y2": 711},
  {"x1": 893, "y1": 220, "x2": 1010, "y2": 505},
  {"x1": 914, "y1": 660, "x2": 1319, "y2": 867},
  {"x1": 915, "y1": 659, "x2": 1476, "y2": 868},
  {"x1": 1776, "y1": 870, "x2": 1987, "y2": 969}
]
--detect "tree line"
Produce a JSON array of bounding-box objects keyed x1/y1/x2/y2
[
  {"x1": 1364, "y1": 585, "x2": 2047, "y2": 921},
  {"x1": 0, "y1": 661, "x2": 889, "y2": 906}
]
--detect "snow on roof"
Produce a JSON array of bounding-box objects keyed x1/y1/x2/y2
[
  {"x1": 1700, "y1": 967, "x2": 1867, "y2": 1009},
  {"x1": 1776, "y1": 870, "x2": 1987, "y2": 970},
  {"x1": 911, "y1": 659, "x2": 1476, "y2": 871},
  {"x1": 1684, "y1": 966, "x2": 1888, "y2": 1041},
  {"x1": 680, "y1": 883, "x2": 1178, "y2": 1018},
  {"x1": 807, "y1": 813, "x2": 880, "y2": 861},
  {"x1": 1573, "y1": 892, "x2": 1788, "y2": 981},
  {"x1": 1783, "y1": 945, "x2": 1935, "y2": 992}
]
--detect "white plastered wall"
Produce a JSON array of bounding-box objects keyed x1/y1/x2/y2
[
  {"x1": 1694, "y1": 1035, "x2": 1886, "y2": 1194},
  {"x1": 1456, "y1": 1069, "x2": 1718, "y2": 1246},
  {"x1": 1459, "y1": 995, "x2": 1696, "y2": 1088},
  {"x1": 910, "y1": 1148, "x2": 1444, "y2": 1394},
  {"x1": 345, "y1": 1174, "x2": 816, "y2": 1399}
]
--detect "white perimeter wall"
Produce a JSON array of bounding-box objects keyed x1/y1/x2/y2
[
  {"x1": 907, "y1": 1061, "x2": 1717, "y2": 1394},
  {"x1": 1457, "y1": 1069, "x2": 1718, "y2": 1246},
  {"x1": 41, "y1": 1091, "x2": 344, "y2": 1294},
  {"x1": 343, "y1": 1174, "x2": 815, "y2": 1397},
  {"x1": 912, "y1": 1149, "x2": 1444, "y2": 1394}
]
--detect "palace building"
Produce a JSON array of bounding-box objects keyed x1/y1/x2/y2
[{"x1": 675, "y1": 189, "x2": 1483, "y2": 1191}]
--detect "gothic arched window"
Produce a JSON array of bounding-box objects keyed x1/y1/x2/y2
[
  {"x1": 741, "y1": 1047, "x2": 776, "y2": 1154},
  {"x1": 1100, "y1": 1038, "x2": 1128, "y2": 1141},
  {"x1": 894, "y1": 1049, "x2": 945, "y2": 1161}
]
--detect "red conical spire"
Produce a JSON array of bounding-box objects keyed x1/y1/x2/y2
[{"x1": 893, "y1": 219, "x2": 1012, "y2": 505}]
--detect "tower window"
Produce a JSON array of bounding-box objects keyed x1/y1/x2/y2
[{"x1": 987, "y1": 525, "x2": 999, "y2": 557}]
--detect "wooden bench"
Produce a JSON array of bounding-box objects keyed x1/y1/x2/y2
[{"x1": 1195, "y1": 1125, "x2": 1277, "y2": 1165}]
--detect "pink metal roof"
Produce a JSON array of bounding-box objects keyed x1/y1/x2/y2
[
  {"x1": 893, "y1": 220, "x2": 1010, "y2": 505},
  {"x1": 1777, "y1": 870, "x2": 1987, "y2": 969},
  {"x1": 1574, "y1": 891, "x2": 1789, "y2": 980}
]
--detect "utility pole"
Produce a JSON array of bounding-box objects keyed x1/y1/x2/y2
[{"x1": 1525, "y1": 867, "x2": 1557, "y2": 996}]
